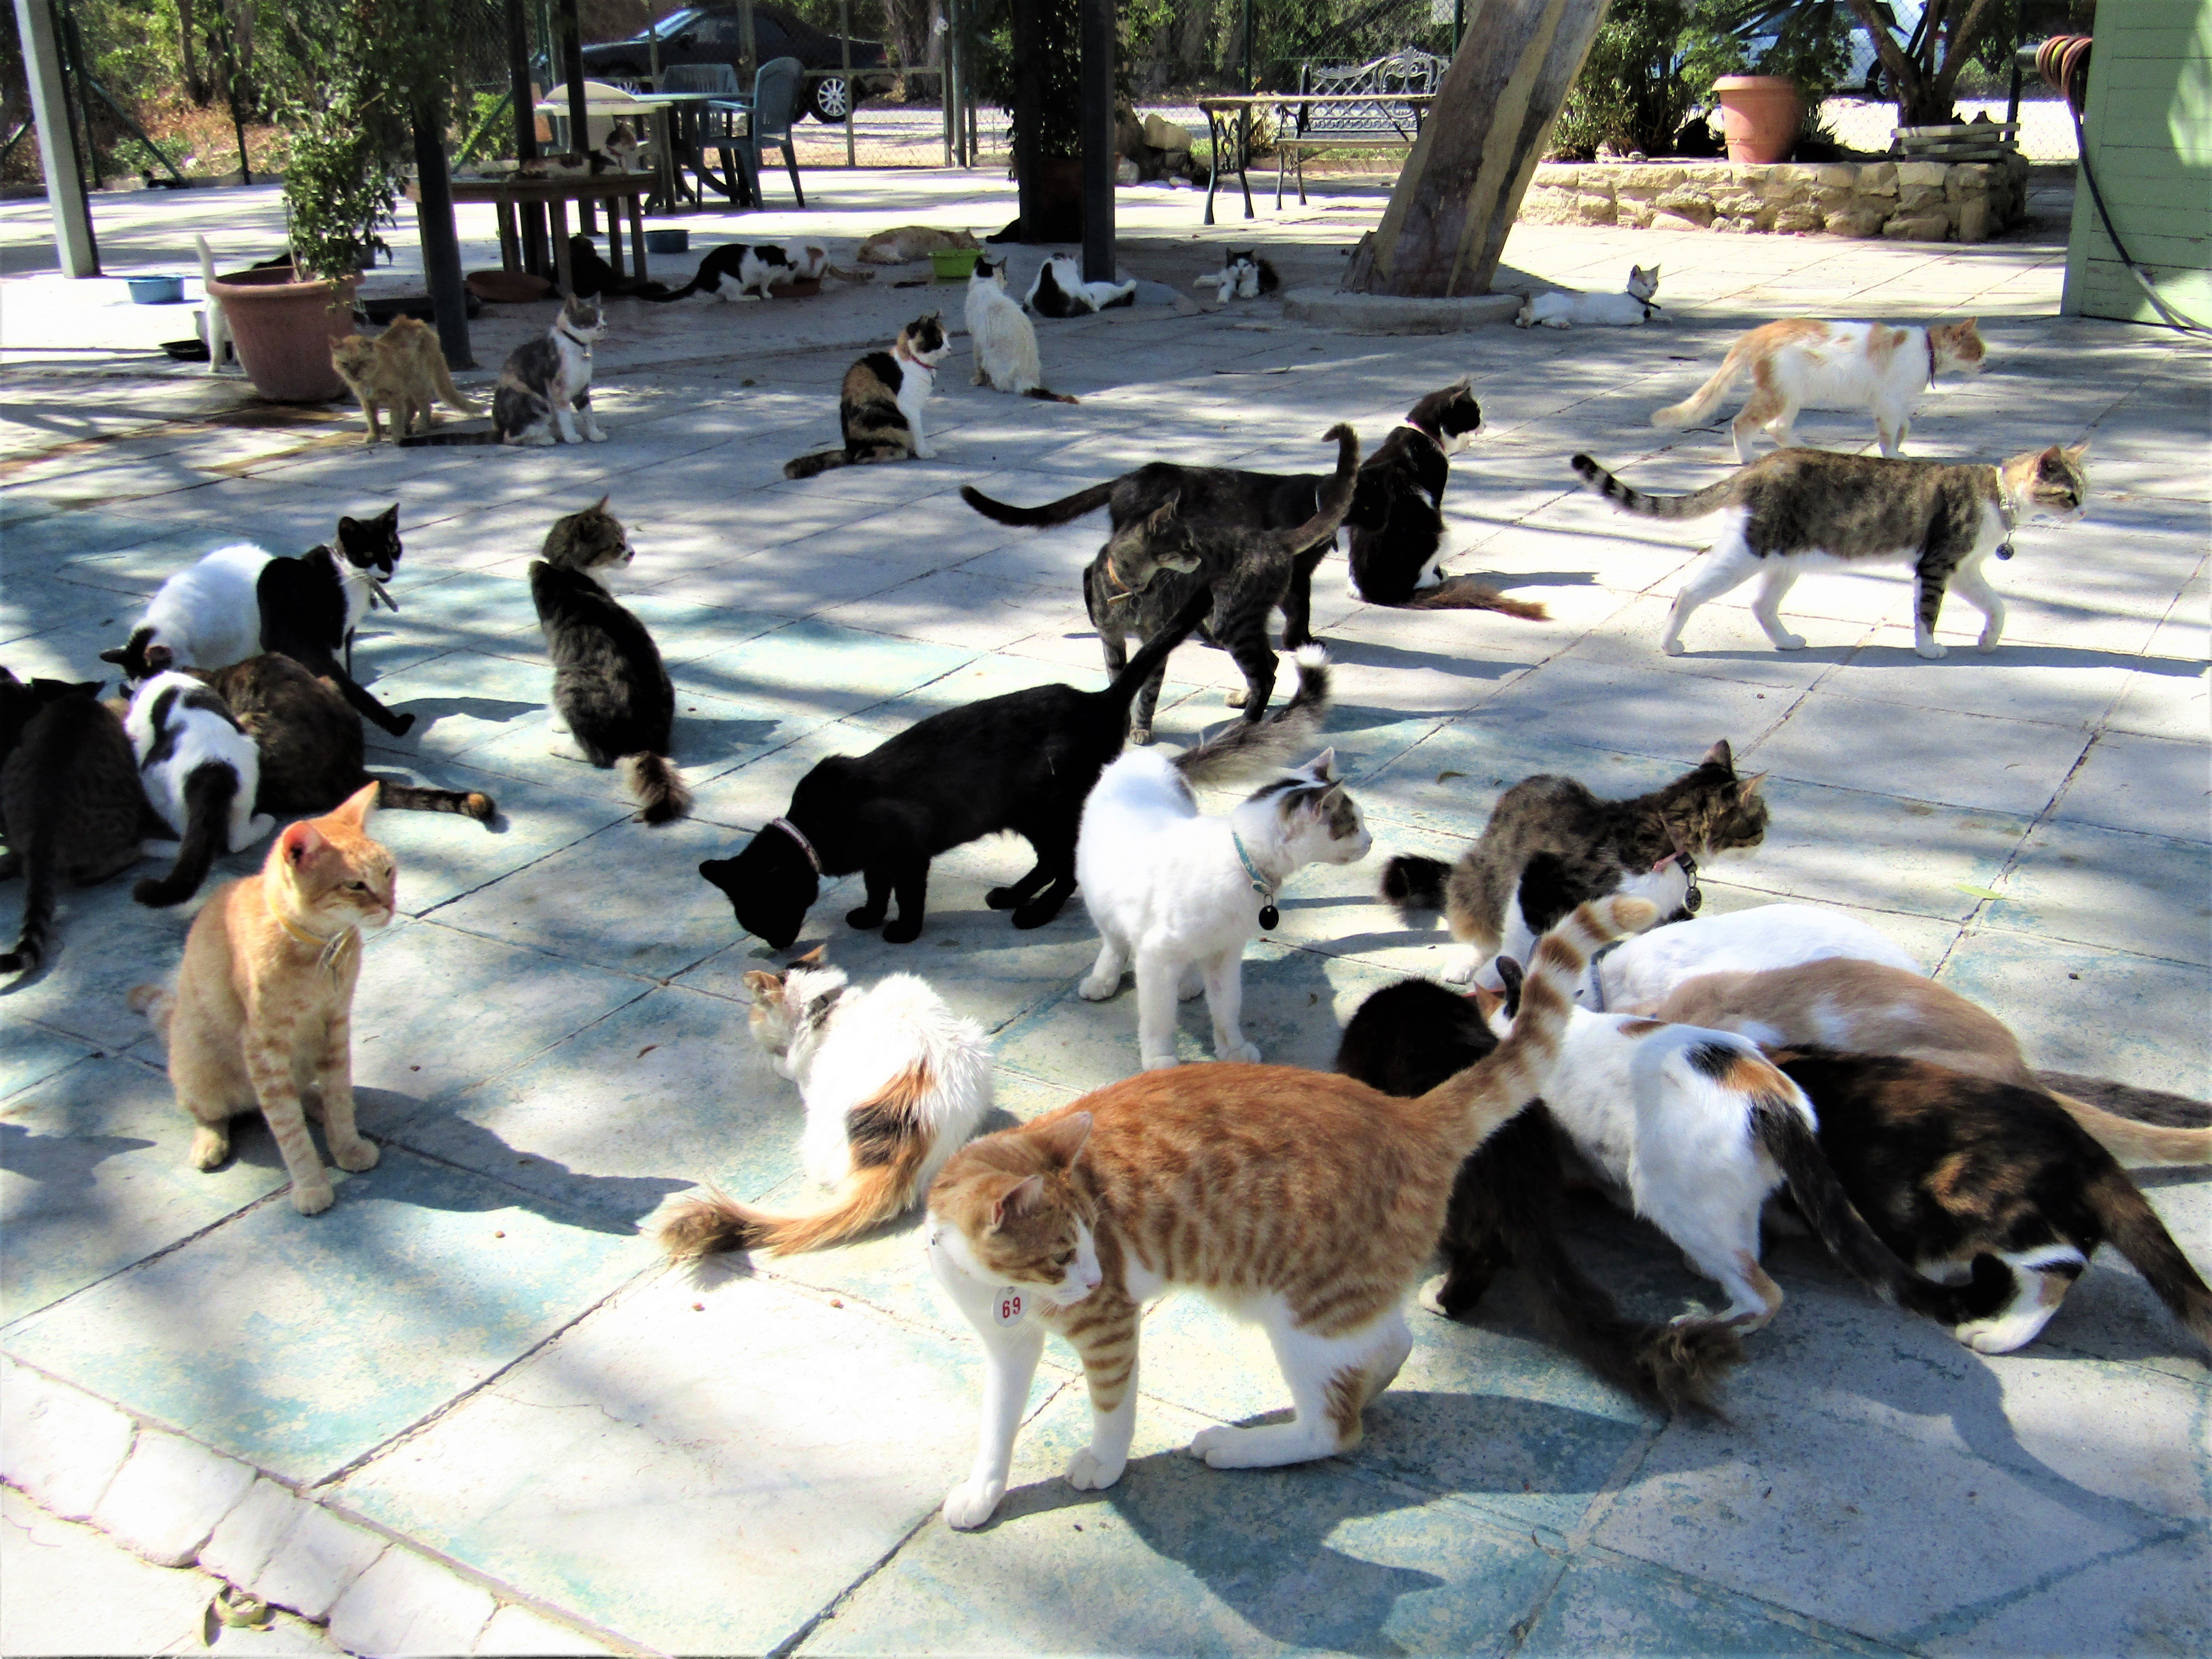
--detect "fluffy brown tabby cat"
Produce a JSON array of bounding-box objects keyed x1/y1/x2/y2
[
  {"x1": 130, "y1": 784, "x2": 394, "y2": 1216},
  {"x1": 194, "y1": 655, "x2": 495, "y2": 822},
  {"x1": 783, "y1": 313, "x2": 949, "y2": 479},
  {"x1": 1573, "y1": 444, "x2": 2089, "y2": 658},
  {"x1": 924, "y1": 895, "x2": 1654, "y2": 1530},
  {"x1": 1383, "y1": 739, "x2": 1769, "y2": 987},
  {"x1": 331, "y1": 316, "x2": 481, "y2": 444}
]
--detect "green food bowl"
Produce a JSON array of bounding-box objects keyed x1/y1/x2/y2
[{"x1": 930, "y1": 246, "x2": 981, "y2": 281}]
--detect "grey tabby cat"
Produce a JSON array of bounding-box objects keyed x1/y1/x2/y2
[
  {"x1": 783, "y1": 314, "x2": 950, "y2": 479},
  {"x1": 1572, "y1": 444, "x2": 2089, "y2": 658},
  {"x1": 400, "y1": 295, "x2": 607, "y2": 447}
]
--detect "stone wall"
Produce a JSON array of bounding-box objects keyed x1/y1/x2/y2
[{"x1": 1519, "y1": 155, "x2": 2032, "y2": 243}]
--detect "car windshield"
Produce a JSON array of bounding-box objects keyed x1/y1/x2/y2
[{"x1": 649, "y1": 8, "x2": 704, "y2": 38}]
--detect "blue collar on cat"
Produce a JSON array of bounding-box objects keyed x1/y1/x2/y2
[
  {"x1": 1231, "y1": 831, "x2": 1282, "y2": 930},
  {"x1": 769, "y1": 816, "x2": 822, "y2": 875},
  {"x1": 1585, "y1": 939, "x2": 1627, "y2": 1011}
]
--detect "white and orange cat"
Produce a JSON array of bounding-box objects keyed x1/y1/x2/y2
[
  {"x1": 130, "y1": 783, "x2": 394, "y2": 1215},
  {"x1": 1652, "y1": 318, "x2": 1987, "y2": 462},
  {"x1": 923, "y1": 896, "x2": 1653, "y2": 1530}
]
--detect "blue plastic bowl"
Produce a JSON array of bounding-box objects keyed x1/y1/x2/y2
[
  {"x1": 643, "y1": 228, "x2": 690, "y2": 254},
  {"x1": 127, "y1": 275, "x2": 186, "y2": 304}
]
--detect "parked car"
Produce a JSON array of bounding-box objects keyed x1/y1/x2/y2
[{"x1": 581, "y1": 5, "x2": 895, "y2": 123}]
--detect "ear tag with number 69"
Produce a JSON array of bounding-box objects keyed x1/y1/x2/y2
[{"x1": 993, "y1": 1287, "x2": 1027, "y2": 1328}]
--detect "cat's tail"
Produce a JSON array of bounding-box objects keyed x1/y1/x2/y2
[
  {"x1": 1171, "y1": 646, "x2": 1332, "y2": 784},
  {"x1": 1570, "y1": 454, "x2": 1737, "y2": 520},
  {"x1": 959, "y1": 478, "x2": 1118, "y2": 527},
  {"x1": 1022, "y1": 386, "x2": 1081, "y2": 404},
  {"x1": 1379, "y1": 854, "x2": 1451, "y2": 911},
  {"x1": 783, "y1": 447, "x2": 858, "y2": 480},
  {"x1": 397, "y1": 429, "x2": 501, "y2": 447},
  {"x1": 1651, "y1": 340, "x2": 1753, "y2": 429},
  {"x1": 133, "y1": 764, "x2": 236, "y2": 908},
  {"x1": 621, "y1": 754, "x2": 692, "y2": 826},
  {"x1": 2084, "y1": 1163, "x2": 2212, "y2": 1351},
  {"x1": 127, "y1": 981, "x2": 176, "y2": 1042},
  {"x1": 2043, "y1": 1086, "x2": 2212, "y2": 1167},
  {"x1": 1752, "y1": 1091, "x2": 2014, "y2": 1325},
  {"x1": 1388, "y1": 577, "x2": 1549, "y2": 620},
  {"x1": 1100, "y1": 587, "x2": 1217, "y2": 720},
  {"x1": 368, "y1": 775, "x2": 497, "y2": 823},
  {"x1": 637, "y1": 272, "x2": 711, "y2": 303},
  {"x1": 1421, "y1": 896, "x2": 1657, "y2": 1155},
  {"x1": 424, "y1": 352, "x2": 483, "y2": 417},
  {"x1": 1275, "y1": 422, "x2": 1361, "y2": 556},
  {"x1": 0, "y1": 837, "x2": 56, "y2": 977}
]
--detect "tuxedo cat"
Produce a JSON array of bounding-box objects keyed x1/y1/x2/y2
[
  {"x1": 125, "y1": 671, "x2": 273, "y2": 908},
  {"x1": 255, "y1": 504, "x2": 413, "y2": 736},
  {"x1": 1027, "y1": 255, "x2": 1137, "y2": 317},
  {"x1": 1194, "y1": 250, "x2": 1280, "y2": 303},
  {"x1": 645, "y1": 240, "x2": 830, "y2": 303}
]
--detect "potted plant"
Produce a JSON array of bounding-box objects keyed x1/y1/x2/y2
[
  {"x1": 209, "y1": 0, "x2": 450, "y2": 401},
  {"x1": 1692, "y1": 0, "x2": 1853, "y2": 162}
]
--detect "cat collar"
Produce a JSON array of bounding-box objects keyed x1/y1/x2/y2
[
  {"x1": 768, "y1": 816, "x2": 823, "y2": 875},
  {"x1": 1396, "y1": 420, "x2": 1444, "y2": 450},
  {"x1": 1230, "y1": 831, "x2": 1281, "y2": 930},
  {"x1": 1584, "y1": 939, "x2": 1627, "y2": 1012},
  {"x1": 276, "y1": 911, "x2": 359, "y2": 976},
  {"x1": 1677, "y1": 850, "x2": 1702, "y2": 915},
  {"x1": 1993, "y1": 498, "x2": 2018, "y2": 561},
  {"x1": 365, "y1": 573, "x2": 398, "y2": 612},
  {"x1": 556, "y1": 323, "x2": 594, "y2": 358}
]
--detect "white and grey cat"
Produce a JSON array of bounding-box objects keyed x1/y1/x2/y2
[
  {"x1": 1027, "y1": 255, "x2": 1137, "y2": 319},
  {"x1": 656, "y1": 951, "x2": 993, "y2": 1257},
  {"x1": 1565, "y1": 900, "x2": 1923, "y2": 1014},
  {"x1": 124, "y1": 671, "x2": 273, "y2": 908},
  {"x1": 965, "y1": 253, "x2": 1077, "y2": 402},
  {"x1": 400, "y1": 295, "x2": 607, "y2": 447},
  {"x1": 1517, "y1": 264, "x2": 1659, "y2": 329},
  {"x1": 1194, "y1": 250, "x2": 1281, "y2": 303},
  {"x1": 1078, "y1": 717, "x2": 1370, "y2": 1071}
]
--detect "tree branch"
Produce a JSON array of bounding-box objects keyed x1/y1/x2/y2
[
  {"x1": 1929, "y1": 0, "x2": 2005, "y2": 103},
  {"x1": 1844, "y1": 0, "x2": 1917, "y2": 93}
]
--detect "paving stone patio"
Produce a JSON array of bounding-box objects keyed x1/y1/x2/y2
[{"x1": 1, "y1": 171, "x2": 2206, "y2": 1656}]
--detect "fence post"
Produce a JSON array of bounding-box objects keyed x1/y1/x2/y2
[
  {"x1": 943, "y1": 0, "x2": 955, "y2": 166},
  {"x1": 841, "y1": 0, "x2": 854, "y2": 166}
]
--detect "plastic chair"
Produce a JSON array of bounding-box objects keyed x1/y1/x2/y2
[
  {"x1": 662, "y1": 61, "x2": 749, "y2": 204},
  {"x1": 734, "y1": 56, "x2": 808, "y2": 209}
]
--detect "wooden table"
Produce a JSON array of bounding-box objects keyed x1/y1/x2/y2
[
  {"x1": 433, "y1": 175, "x2": 655, "y2": 295},
  {"x1": 1197, "y1": 93, "x2": 1437, "y2": 225}
]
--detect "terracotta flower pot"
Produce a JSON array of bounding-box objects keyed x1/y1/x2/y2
[
  {"x1": 206, "y1": 266, "x2": 359, "y2": 402},
  {"x1": 1713, "y1": 75, "x2": 1804, "y2": 164}
]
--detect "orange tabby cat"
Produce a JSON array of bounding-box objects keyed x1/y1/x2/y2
[
  {"x1": 130, "y1": 783, "x2": 395, "y2": 1215},
  {"x1": 924, "y1": 894, "x2": 1655, "y2": 1529}
]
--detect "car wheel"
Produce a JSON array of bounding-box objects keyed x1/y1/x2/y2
[{"x1": 809, "y1": 75, "x2": 853, "y2": 122}]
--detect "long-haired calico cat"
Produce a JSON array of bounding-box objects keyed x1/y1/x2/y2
[
  {"x1": 194, "y1": 655, "x2": 495, "y2": 823},
  {"x1": 1084, "y1": 425, "x2": 1358, "y2": 735},
  {"x1": 255, "y1": 504, "x2": 414, "y2": 736},
  {"x1": 1653, "y1": 958, "x2": 2211, "y2": 1167},
  {"x1": 783, "y1": 313, "x2": 949, "y2": 479},
  {"x1": 1652, "y1": 318, "x2": 1987, "y2": 462},
  {"x1": 966, "y1": 254, "x2": 1077, "y2": 402},
  {"x1": 1078, "y1": 732, "x2": 1364, "y2": 1072},
  {"x1": 129, "y1": 784, "x2": 393, "y2": 1216},
  {"x1": 530, "y1": 498, "x2": 688, "y2": 825},
  {"x1": 1572, "y1": 443, "x2": 2089, "y2": 658},
  {"x1": 699, "y1": 589, "x2": 1221, "y2": 949},
  {"x1": 1025, "y1": 255, "x2": 1136, "y2": 317},
  {"x1": 0, "y1": 671, "x2": 146, "y2": 978},
  {"x1": 399, "y1": 295, "x2": 608, "y2": 447},
  {"x1": 923, "y1": 896, "x2": 1651, "y2": 1530},
  {"x1": 124, "y1": 671, "x2": 274, "y2": 908},
  {"x1": 657, "y1": 951, "x2": 991, "y2": 1258},
  {"x1": 1334, "y1": 977, "x2": 1744, "y2": 1415},
  {"x1": 331, "y1": 317, "x2": 480, "y2": 444},
  {"x1": 1383, "y1": 739, "x2": 1770, "y2": 987}
]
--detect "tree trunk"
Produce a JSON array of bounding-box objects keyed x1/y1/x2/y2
[
  {"x1": 1344, "y1": 0, "x2": 1607, "y2": 298},
  {"x1": 179, "y1": 0, "x2": 208, "y2": 105}
]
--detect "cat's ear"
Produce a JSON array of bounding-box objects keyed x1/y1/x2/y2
[
  {"x1": 1031, "y1": 1110, "x2": 1092, "y2": 1167},
  {"x1": 280, "y1": 820, "x2": 325, "y2": 867},
  {"x1": 592, "y1": 494, "x2": 611, "y2": 514},
  {"x1": 1737, "y1": 771, "x2": 1768, "y2": 800},
  {"x1": 1701, "y1": 737, "x2": 1734, "y2": 772},
  {"x1": 144, "y1": 644, "x2": 173, "y2": 674},
  {"x1": 377, "y1": 502, "x2": 399, "y2": 526},
  {"x1": 2060, "y1": 439, "x2": 2090, "y2": 465},
  {"x1": 1307, "y1": 747, "x2": 1339, "y2": 782},
  {"x1": 330, "y1": 781, "x2": 380, "y2": 826},
  {"x1": 740, "y1": 969, "x2": 785, "y2": 998},
  {"x1": 989, "y1": 1174, "x2": 1046, "y2": 1230},
  {"x1": 1495, "y1": 956, "x2": 1525, "y2": 1018},
  {"x1": 99, "y1": 647, "x2": 128, "y2": 665},
  {"x1": 1146, "y1": 492, "x2": 1179, "y2": 532},
  {"x1": 1471, "y1": 983, "x2": 1505, "y2": 1021}
]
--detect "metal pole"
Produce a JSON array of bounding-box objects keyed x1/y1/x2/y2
[
  {"x1": 1079, "y1": 0, "x2": 1112, "y2": 279},
  {"x1": 14, "y1": 0, "x2": 95, "y2": 274},
  {"x1": 59, "y1": 1, "x2": 100, "y2": 189},
  {"x1": 942, "y1": 0, "x2": 955, "y2": 166},
  {"x1": 1012, "y1": 0, "x2": 1038, "y2": 229},
  {"x1": 1453, "y1": 0, "x2": 1464, "y2": 53},
  {"x1": 841, "y1": 0, "x2": 854, "y2": 166},
  {"x1": 559, "y1": 0, "x2": 592, "y2": 232},
  {"x1": 413, "y1": 103, "x2": 476, "y2": 368},
  {"x1": 505, "y1": 0, "x2": 547, "y2": 274}
]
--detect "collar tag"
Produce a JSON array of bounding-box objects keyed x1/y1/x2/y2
[
  {"x1": 1231, "y1": 830, "x2": 1281, "y2": 930},
  {"x1": 1994, "y1": 540, "x2": 2015, "y2": 562},
  {"x1": 993, "y1": 1286, "x2": 1028, "y2": 1328}
]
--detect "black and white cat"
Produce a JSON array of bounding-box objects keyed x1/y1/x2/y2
[
  {"x1": 255, "y1": 504, "x2": 413, "y2": 736},
  {"x1": 101, "y1": 545, "x2": 271, "y2": 682},
  {"x1": 1027, "y1": 255, "x2": 1137, "y2": 318},
  {"x1": 1194, "y1": 249, "x2": 1280, "y2": 303},
  {"x1": 645, "y1": 240, "x2": 830, "y2": 303},
  {"x1": 401, "y1": 296, "x2": 608, "y2": 447},
  {"x1": 124, "y1": 671, "x2": 273, "y2": 908}
]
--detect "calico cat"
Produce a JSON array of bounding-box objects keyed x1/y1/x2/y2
[
  {"x1": 1026, "y1": 255, "x2": 1137, "y2": 318},
  {"x1": 783, "y1": 314, "x2": 950, "y2": 479},
  {"x1": 1653, "y1": 958, "x2": 2212, "y2": 1167},
  {"x1": 124, "y1": 671, "x2": 274, "y2": 908},
  {"x1": 101, "y1": 544, "x2": 272, "y2": 682},
  {"x1": 1194, "y1": 250, "x2": 1281, "y2": 303},
  {"x1": 530, "y1": 498, "x2": 689, "y2": 825},
  {"x1": 255, "y1": 504, "x2": 413, "y2": 735},
  {"x1": 1572, "y1": 443, "x2": 2090, "y2": 658},
  {"x1": 1653, "y1": 318, "x2": 1988, "y2": 462},
  {"x1": 1474, "y1": 962, "x2": 2014, "y2": 1335},
  {"x1": 966, "y1": 254, "x2": 1077, "y2": 402},
  {"x1": 1382, "y1": 739, "x2": 1770, "y2": 987},
  {"x1": 331, "y1": 317, "x2": 480, "y2": 443},
  {"x1": 857, "y1": 225, "x2": 979, "y2": 264},
  {"x1": 1083, "y1": 424, "x2": 1359, "y2": 735},
  {"x1": 1334, "y1": 977, "x2": 1745, "y2": 1415},
  {"x1": 129, "y1": 784, "x2": 393, "y2": 1216},
  {"x1": 923, "y1": 896, "x2": 1649, "y2": 1530},
  {"x1": 1516, "y1": 264, "x2": 1660, "y2": 329},
  {"x1": 399, "y1": 295, "x2": 608, "y2": 447},
  {"x1": 644, "y1": 240, "x2": 830, "y2": 302},
  {"x1": 699, "y1": 588, "x2": 1219, "y2": 949},
  {"x1": 194, "y1": 655, "x2": 495, "y2": 822},
  {"x1": 658, "y1": 951, "x2": 992, "y2": 1257},
  {"x1": 0, "y1": 671, "x2": 146, "y2": 977},
  {"x1": 1077, "y1": 732, "x2": 1365, "y2": 1072}
]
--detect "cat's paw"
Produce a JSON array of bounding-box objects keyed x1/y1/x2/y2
[
  {"x1": 845, "y1": 905, "x2": 886, "y2": 930},
  {"x1": 1440, "y1": 955, "x2": 1479, "y2": 986},
  {"x1": 188, "y1": 1126, "x2": 230, "y2": 1171},
  {"x1": 1127, "y1": 726, "x2": 1155, "y2": 746},
  {"x1": 882, "y1": 918, "x2": 923, "y2": 945},
  {"x1": 1954, "y1": 1317, "x2": 2032, "y2": 1355},
  {"x1": 1064, "y1": 1445, "x2": 1126, "y2": 1492},
  {"x1": 1417, "y1": 1275, "x2": 1459, "y2": 1319},
  {"x1": 1976, "y1": 631, "x2": 2002, "y2": 654},
  {"x1": 1660, "y1": 638, "x2": 1687, "y2": 657},
  {"x1": 985, "y1": 885, "x2": 1021, "y2": 910},
  {"x1": 1223, "y1": 687, "x2": 1249, "y2": 708},
  {"x1": 385, "y1": 712, "x2": 417, "y2": 737},
  {"x1": 333, "y1": 1137, "x2": 380, "y2": 1174},
  {"x1": 1011, "y1": 894, "x2": 1068, "y2": 930},
  {"x1": 1771, "y1": 632, "x2": 1806, "y2": 651},
  {"x1": 1141, "y1": 1051, "x2": 1179, "y2": 1072},
  {"x1": 1216, "y1": 1039, "x2": 1262, "y2": 1064},
  {"x1": 942, "y1": 1478, "x2": 1004, "y2": 1531},
  {"x1": 584, "y1": 426, "x2": 610, "y2": 444},
  {"x1": 913, "y1": 445, "x2": 939, "y2": 460},
  {"x1": 290, "y1": 1180, "x2": 336, "y2": 1216},
  {"x1": 1915, "y1": 639, "x2": 1948, "y2": 660},
  {"x1": 1078, "y1": 973, "x2": 1121, "y2": 1002}
]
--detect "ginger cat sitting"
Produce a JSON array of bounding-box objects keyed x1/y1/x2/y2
[{"x1": 131, "y1": 783, "x2": 395, "y2": 1215}]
